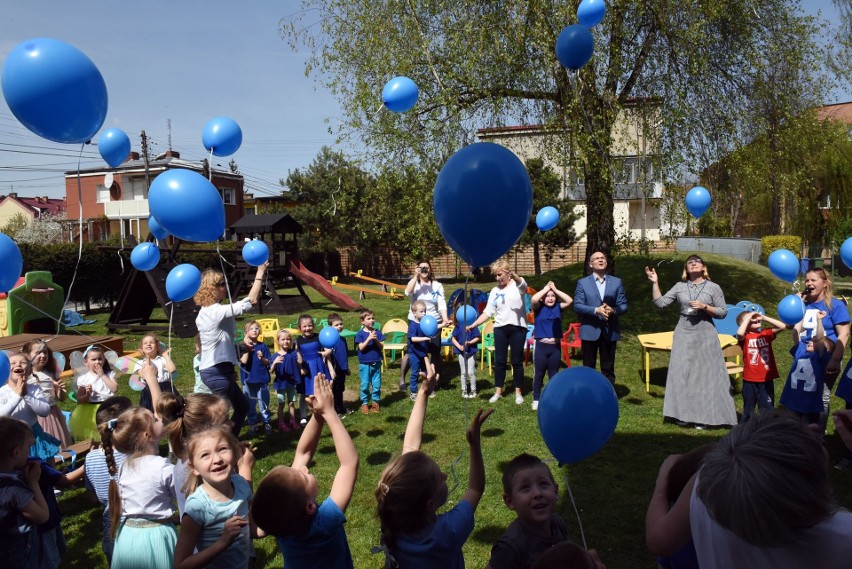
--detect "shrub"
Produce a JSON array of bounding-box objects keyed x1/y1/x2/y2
[{"x1": 760, "y1": 235, "x2": 802, "y2": 262}]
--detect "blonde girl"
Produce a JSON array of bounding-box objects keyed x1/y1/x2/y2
[
  {"x1": 270, "y1": 329, "x2": 303, "y2": 431},
  {"x1": 68, "y1": 346, "x2": 118, "y2": 442},
  {"x1": 24, "y1": 339, "x2": 71, "y2": 447},
  {"x1": 0, "y1": 352, "x2": 57, "y2": 462},
  {"x1": 134, "y1": 333, "x2": 178, "y2": 413}
]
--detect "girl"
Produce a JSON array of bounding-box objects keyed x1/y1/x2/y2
[
  {"x1": 134, "y1": 333, "x2": 178, "y2": 413},
  {"x1": 0, "y1": 353, "x2": 58, "y2": 462},
  {"x1": 295, "y1": 315, "x2": 333, "y2": 413},
  {"x1": 530, "y1": 281, "x2": 573, "y2": 411},
  {"x1": 24, "y1": 339, "x2": 72, "y2": 448},
  {"x1": 173, "y1": 425, "x2": 254, "y2": 569},
  {"x1": 376, "y1": 359, "x2": 492, "y2": 567},
  {"x1": 69, "y1": 346, "x2": 118, "y2": 442},
  {"x1": 192, "y1": 334, "x2": 212, "y2": 395},
  {"x1": 239, "y1": 321, "x2": 272, "y2": 434},
  {"x1": 104, "y1": 407, "x2": 176, "y2": 569},
  {"x1": 270, "y1": 329, "x2": 303, "y2": 432}
]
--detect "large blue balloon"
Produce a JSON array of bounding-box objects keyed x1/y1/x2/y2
[
  {"x1": 777, "y1": 294, "x2": 806, "y2": 326},
  {"x1": 1, "y1": 38, "x2": 107, "y2": 144},
  {"x1": 165, "y1": 264, "x2": 202, "y2": 302},
  {"x1": 382, "y1": 76, "x2": 419, "y2": 113},
  {"x1": 148, "y1": 169, "x2": 225, "y2": 242},
  {"x1": 0, "y1": 233, "x2": 23, "y2": 293},
  {"x1": 536, "y1": 206, "x2": 560, "y2": 232},
  {"x1": 555, "y1": 25, "x2": 594, "y2": 71},
  {"x1": 148, "y1": 215, "x2": 170, "y2": 240},
  {"x1": 242, "y1": 240, "x2": 269, "y2": 267},
  {"x1": 98, "y1": 128, "x2": 131, "y2": 168},
  {"x1": 841, "y1": 237, "x2": 852, "y2": 270},
  {"x1": 768, "y1": 249, "x2": 799, "y2": 283},
  {"x1": 420, "y1": 315, "x2": 438, "y2": 337},
  {"x1": 577, "y1": 0, "x2": 607, "y2": 28},
  {"x1": 0, "y1": 352, "x2": 9, "y2": 388},
  {"x1": 319, "y1": 326, "x2": 341, "y2": 350},
  {"x1": 685, "y1": 186, "x2": 712, "y2": 218},
  {"x1": 434, "y1": 143, "x2": 533, "y2": 268},
  {"x1": 130, "y1": 242, "x2": 160, "y2": 272},
  {"x1": 538, "y1": 367, "x2": 619, "y2": 464},
  {"x1": 202, "y1": 116, "x2": 242, "y2": 157},
  {"x1": 455, "y1": 305, "x2": 477, "y2": 327}
]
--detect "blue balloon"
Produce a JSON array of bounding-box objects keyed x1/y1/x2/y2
[
  {"x1": 148, "y1": 215, "x2": 170, "y2": 240},
  {"x1": 202, "y1": 116, "x2": 242, "y2": 157},
  {"x1": 684, "y1": 186, "x2": 712, "y2": 218},
  {"x1": 1, "y1": 38, "x2": 107, "y2": 144},
  {"x1": 98, "y1": 128, "x2": 130, "y2": 168},
  {"x1": 555, "y1": 25, "x2": 594, "y2": 71},
  {"x1": 130, "y1": 242, "x2": 160, "y2": 272},
  {"x1": 455, "y1": 305, "x2": 477, "y2": 327},
  {"x1": 382, "y1": 76, "x2": 419, "y2": 113},
  {"x1": 420, "y1": 315, "x2": 438, "y2": 337},
  {"x1": 577, "y1": 0, "x2": 607, "y2": 28},
  {"x1": 777, "y1": 294, "x2": 806, "y2": 326},
  {"x1": 841, "y1": 237, "x2": 852, "y2": 270},
  {"x1": 165, "y1": 264, "x2": 202, "y2": 302},
  {"x1": 434, "y1": 143, "x2": 533, "y2": 268},
  {"x1": 0, "y1": 233, "x2": 23, "y2": 293},
  {"x1": 242, "y1": 240, "x2": 269, "y2": 267},
  {"x1": 148, "y1": 169, "x2": 225, "y2": 242},
  {"x1": 768, "y1": 249, "x2": 799, "y2": 283},
  {"x1": 319, "y1": 326, "x2": 340, "y2": 350},
  {"x1": 536, "y1": 206, "x2": 560, "y2": 232},
  {"x1": 0, "y1": 351, "x2": 8, "y2": 388},
  {"x1": 538, "y1": 367, "x2": 619, "y2": 464}
]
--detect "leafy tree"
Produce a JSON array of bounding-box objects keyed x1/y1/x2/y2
[
  {"x1": 1, "y1": 212, "x2": 67, "y2": 244},
  {"x1": 0, "y1": 212, "x2": 29, "y2": 239}
]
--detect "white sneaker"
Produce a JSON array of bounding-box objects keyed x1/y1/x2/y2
[
  {"x1": 488, "y1": 393, "x2": 502, "y2": 403},
  {"x1": 470, "y1": 391, "x2": 477, "y2": 399},
  {"x1": 515, "y1": 394, "x2": 524, "y2": 405},
  {"x1": 531, "y1": 400, "x2": 539, "y2": 411}
]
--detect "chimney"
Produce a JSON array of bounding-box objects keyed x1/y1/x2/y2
[
  {"x1": 165, "y1": 150, "x2": 180, "y2": 159},
  {"x1": 130, "y1": 151, "x2": 140, "y2": 160},
  {"x1": 8, "y1": 192, "x2": 17, "y2": 198}
]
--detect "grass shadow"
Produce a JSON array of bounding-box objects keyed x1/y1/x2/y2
[
  {"x1": 366, "y1": 429, "x2": 385, "y2": 437},
  {"x1": 471, "y1": 524, "x2": 505, "y2": 545},
  {"x1": 482, "y1": 428, "x2": 505, "y2": 438},
  {"x1": 366, "y1": 450, "x2": 393, "y2": 466}
]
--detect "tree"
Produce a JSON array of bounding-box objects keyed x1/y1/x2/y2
[
  {"x1": 282, "y1": 0, "x2": 828, "y2": 264},
  {"x1": 1, "y1": 212, "x2": 67, "y2": 244}
]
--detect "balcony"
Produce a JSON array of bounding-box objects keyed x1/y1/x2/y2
[{"x1": 103, "y1": 199, "x2": 149, "y2": 219}]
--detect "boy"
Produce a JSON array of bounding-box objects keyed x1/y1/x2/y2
[
  {"x1": 0, "y1": 418, "x2": 49, "y2": 565},
  {"x1": 780, "y1": 311, "x2": 833, "y2": 424},
  {"x1": 452, "y1": 317, "x2": 481, "y2": 399},
  {"x1": 407, "y1": 300, "x2": 433, "y2": 401},
  {"x1": 355, "y1": 310, "x2": 385, "y2": 414},
  {"x1": 327, "y1": 313, "x2": 351, "y2": 416},
  {"x1": 487, "y1": 454, "x2": 570, "y2": 569},
  {"x1": 735, "y1": 311, "x2": 787, "y2": 422},
  {"x1": 251, "y1": 374, "x2": 359, "y2": 569},
  {"x1": 239, "y1": 320, "x2": 272, "y2": 433}
]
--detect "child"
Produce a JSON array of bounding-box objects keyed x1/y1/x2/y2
[
  {"x1": 23, "y1": 339, "x2": 71, "y2": 448},
  {"x1": 407, "y1": 300, "x2": 433, "y2": 401},
  {"x1": 530, "y1": 282, "x2": 573, "y2": 411},
  {"x1": 84, "y1": 396, "x2": 132, "y2": 565},
  {"x1": 239, "y1": 321, "x2": 273, "y2": 434},
  {"x1": 355, "y1": 309, "x2": 385, "y2": 413},
  {"x1": 735, "y1": 311, "x2": 787, "y2": 422},
  {"x1": 104, "y1": 406, "x2": 177, "y2": 569},
  {"x1": 174, "y1": 425, "x2": 255, "y2": 569},
  {"x1": 134, "y1": 333, "x2": 178, "y2": 413},
  {"x1": 780, "y1": 311, "x2": 833, "y2": 424},
  {"x1": 376, "y1": 358, "x2": 492, "y2": 567},
  {"x1": 27, "y1": 454, "x2": 84, "y2": 569},
  {"x1": 69, "y1": 346, "x2": 118, "y2": 442},
  {"x1": 327, "y1": 313, "x2": 351, "y2": 415},
  {"x1": 486, "y1": 453, "x2": 569, "y2": 569},
  {"x1": 451, "y1": 312, "x2": 481, "y2": 399},
  {"x1": 296, "y1": 315, "x2": 332, "y2": 407},
  {"x1": 252, "y1": 373, "x2": 359, "y2": 568},
  {"x1": 531, "y1": 543, "x2": 607, "y2": 569},
  {"x1": 270, "y1": 329, "x2": 303, "y2": 431},
  {"x1": 192, "y1": 334, "x2": 212, "y2": 395},
  {"x1": 0, "y1": 353, "x2": 59, "y2": 464}
]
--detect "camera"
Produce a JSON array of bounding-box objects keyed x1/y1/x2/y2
[{"x1": 420, "y1": 267, "x2": 429, "y2": 274}]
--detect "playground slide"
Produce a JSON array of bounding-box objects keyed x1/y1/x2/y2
[{"x1": 289, "y1": 260, "x2": 362, "y2": 311}]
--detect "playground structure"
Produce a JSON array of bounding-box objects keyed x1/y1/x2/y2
[
  {"x1": 0, "y1": 271, "x2": 65, "y2": 337},
  {"x1": 330, "y1": 274, "x2": 404, "y2": 300}
]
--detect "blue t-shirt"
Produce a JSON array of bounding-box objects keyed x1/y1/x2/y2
[
  {"x1": 801, "y1": 300, "x2": 850, "y2": 342},
  {"x1": 355, "y1": 328, "x2": 385, "y2": 364},
  {"x1": 0, "y1": 472, "x2": 33, "y2": 562},
  {"x1": 331, "y1": 338, "x2": 350, "y2": 374},
  {"x1": 240, "y1": 342, "x2": 272, "y2": 385},
  {"x1": 391, "y1": 500, "x2": 475, "y2": 569},
  {"x1": 837, "y1": 358, "x2": 852, "y2": 402},
  {"x1": 780, "y1": 340, "x2": 829, "y2": 414},
  {"x1": 276, "y1": 497, "x2": 353, "y2": 569},
  {"x1": 408, "y1": 321, "x2": 430, "y2": 359},
  {"x1": 183, "y1": 474, "x2": 252, "y2": 569},
  {"x1": 534, "y1": 304, "x2": 562, "y2": 340},
  {"x1": 272, "y1": 350, "x2": 301, "y2": 391},
  {"x1": 452, "y1": 325, "x2": 480, "y2": 356}
]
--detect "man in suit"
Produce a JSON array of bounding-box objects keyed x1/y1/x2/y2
[{"x1": 573, "y1": 251, "x2": 628, "y2": 385}]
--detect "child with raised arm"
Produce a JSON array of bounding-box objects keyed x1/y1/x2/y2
[
  {"x1": 376, "y1": 357, "x2": 493, "y2": 568},
  {"x1": 251, "y1": 373, "x2": 359, "y2": 568},
  {"x1": 780, "y1": 311, "x2": 834, "y2": 424},
  {"x1": 356, "y1": 309, "x2": 385, "y2": 414},
  {"x1": 530, "y1": 281, "x2": 573, "y2": 411},
  {"x1": 735, "y1": 311, "x2": 787, "y2": 422}
]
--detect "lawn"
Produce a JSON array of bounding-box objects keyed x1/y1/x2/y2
[{"x1": 55, "y1": 253, "x2": 852, "y2": 568}]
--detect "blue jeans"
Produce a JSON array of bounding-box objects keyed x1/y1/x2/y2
[
  {"x1": 359, "y1": 362, "x2": 382, "y2": 405},
  {"x1": 201, "y1": 362, "x2": 249, "y2": 436},
  {"x1": 741, "y1": 380, "x2": 773, "y2": 422},
  {"x1": 494, "y1": 324, "x2": 526, "y2": 391},
  {"x1": 244, "y1": 382, "x2": 271, "y2": 425},
  {"x1": 409, "y1": 351, "x2": 426, "y2": 393},
  {"x1": 533, "y1": 341, "x2": 561, "y2": 400}
]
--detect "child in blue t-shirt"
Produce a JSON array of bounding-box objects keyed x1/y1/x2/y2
[
  {"x1": 407, "y1": 301, "x2": 432, "y2": 400},
  {"x1": 781, "y1": 311, "x2": 834, "y2": 424},
  {"x1": 451, "y1": 317, "x2": 481, "y2": 399},
  {"x1": 239, "y1": 320, "x2": 272, "y2": 434},
  {"x1": 530, "y1": 281, "x2": 574, "y2": 411},
  {"x1": 327, "y1": 313, "x2": 351, "y2": 416},
  {"x1": 355, "y1": 309, "x2": 385, "y2": 414},
  {"x1": 270, "y1": 329, "x2": 303, "y2": 432}
]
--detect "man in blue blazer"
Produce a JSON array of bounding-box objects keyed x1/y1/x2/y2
[{"x1": 573, "y1": 251, "x2": 628, "y2": 385}]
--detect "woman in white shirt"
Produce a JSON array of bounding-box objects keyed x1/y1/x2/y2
[{"x1": 401, "y1": 260, "x2": 450, "y2": 387}]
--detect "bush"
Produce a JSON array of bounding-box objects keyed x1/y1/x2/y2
[{"x1": 760, "y1": 235, "x2": 802, "y2": 262}]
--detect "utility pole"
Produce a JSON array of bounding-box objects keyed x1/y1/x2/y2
[{"x1": 141, "y1": 130, "x2": 151, "y2": 190}]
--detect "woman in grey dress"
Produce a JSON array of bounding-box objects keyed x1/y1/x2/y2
[{"x1": 644, "y1": 255, "x2": 737, "y2": 428}]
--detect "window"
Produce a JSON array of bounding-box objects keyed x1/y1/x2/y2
[
  {"x1": 222, "y1": 188, "x2": 236, "y2": 205},
  {"x1": 125, "y1": 177, "x2": 147, "y2": 201},
  {"x1": 97, "y1": 184, "x2": 110, "y2": 203}
]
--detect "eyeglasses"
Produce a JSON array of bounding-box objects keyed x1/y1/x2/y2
[
  {"x1": 216, "y1": 281, "x2": 226, "y2": 287},
  {"x1": 686, "y1": 259, "x2": 703, "y2": 266}
]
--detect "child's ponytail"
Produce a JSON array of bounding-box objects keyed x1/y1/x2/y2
[
  {"x1": 376, "y1": 451, "x2": 441, "y2": 547},
  {"x1": 158, "y1": 392, "x2": 230, "y2": 460},
  {"x1": 100, "y1": 417, "x2": 123, "y2": 539}
]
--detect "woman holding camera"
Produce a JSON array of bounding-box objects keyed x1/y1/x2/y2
[{"x1": 400, "y1": 261, "x2": 449, "y2": 387}]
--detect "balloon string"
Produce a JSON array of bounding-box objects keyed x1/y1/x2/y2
[
  {"x1": 117, "y1": 199, "x2": 125, "y2": 275},
  {"x1": 564, "y1": 469, "x2": 588, "y2": 550},
  {"x1": 207, "y1": 148, "x2": 214, "y2": 182},
  {"x1": 445, "y1": 273, "x2": 473, "y2": 500},
  {"x1": 58, "y1": 144, "x2": 87, "y2": 336}
]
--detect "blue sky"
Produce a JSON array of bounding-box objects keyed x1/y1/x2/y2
[{"x1": 0, "y1": 0, "x2": 847, "y2": 201}]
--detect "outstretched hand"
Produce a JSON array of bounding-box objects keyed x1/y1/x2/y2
[
  {"x1": 307, "y1": 373, "x2": 333, "y2": 417},
  {"x1": 644, "y1": 266, "x2": 658, "y2": 283},
  {"x1": 466, "y1": 408, "x2": 494, "y2": 449},
  {"x1": 418, "y1": 358, "x2": 438, "y2": 393}
]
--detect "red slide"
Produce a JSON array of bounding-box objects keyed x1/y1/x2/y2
[{"x1": 289, "y1": 260, "x2": 362, "y2": 311}]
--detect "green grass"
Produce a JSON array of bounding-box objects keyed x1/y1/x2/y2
[{"x1": 55, "y1": 253, "x2": 852, "y2": 568}]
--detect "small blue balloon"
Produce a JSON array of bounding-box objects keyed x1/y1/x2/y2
[
  {"x1": 382, "y1": 76, "x2": 419, "y2": 113},
  {"x1": 98, "y1": 128, "x2": 131, "y2": 168},
  {"x1": 319, "y1": 326, "x2": 340, "y2": 350},
  {"x1": 1, "y1": 38, "x2": 108, "y2": 143},
  {"x1": 841, "y1": 237, "x2": 852, "y2": 270},
  {"x1": 166, "y1": 264, "x2": 202, "y2": 302},
  {"x1": 777, "y1": 294, "x2": 806, "y2": 326},
  {"x1": 130, "y1": 242, "x2": 160, "y2": 272},
  {"x1": 202, "y1": 116, "x2": 242, "y2": 157},
  {"x1": 242, "y1": 240, "x2": 269, "y2": 267},
  {"x1": 148, "y1": 215, "x2": 170, "y2": 240},
  {"x1": 0, "y1": 351, "x2": 9, "y2": 388},
  {"x1": 148, "y1": 169, "x2": 225, "y2": 242},
  {"x1": 455, "y1": 305, "x2": 477, "y2": 327},
  {"x1": 538, "y1": 367, "x2": 619, "y2": 464},
  {"x1": 0, "y1": 233, "x2": 23, "y2": 293},
  {"x1": 768, "y1": 249, "x2": 799, "y2": 283},
  {"x1": 536, "y1": 206, "x2": 560, "y2": 232},
  {"x1": 684, "y1": 186, "x2": 712, "y2": 218},
  {"x1": 577, "y1": 0, "x2": 607, "y2": 28},
  {"x1": 420, "y1": 315, "x2": 438, "y2": 337},
  {"x1": 555, "y1": 25, "x2": 595, "y2": 71}
]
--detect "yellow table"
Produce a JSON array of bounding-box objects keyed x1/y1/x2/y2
[{"x1": 637, "y1": 331, "x2": 737, "y2": 392}]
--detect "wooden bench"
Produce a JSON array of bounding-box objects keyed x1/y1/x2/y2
[{"x1": 55, "y1": 440, "x2": 93, "y2": 470}]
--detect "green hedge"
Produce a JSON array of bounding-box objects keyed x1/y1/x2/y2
[{"x1": 760, "y1": 235, "x2": 802, "y2": 262}]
